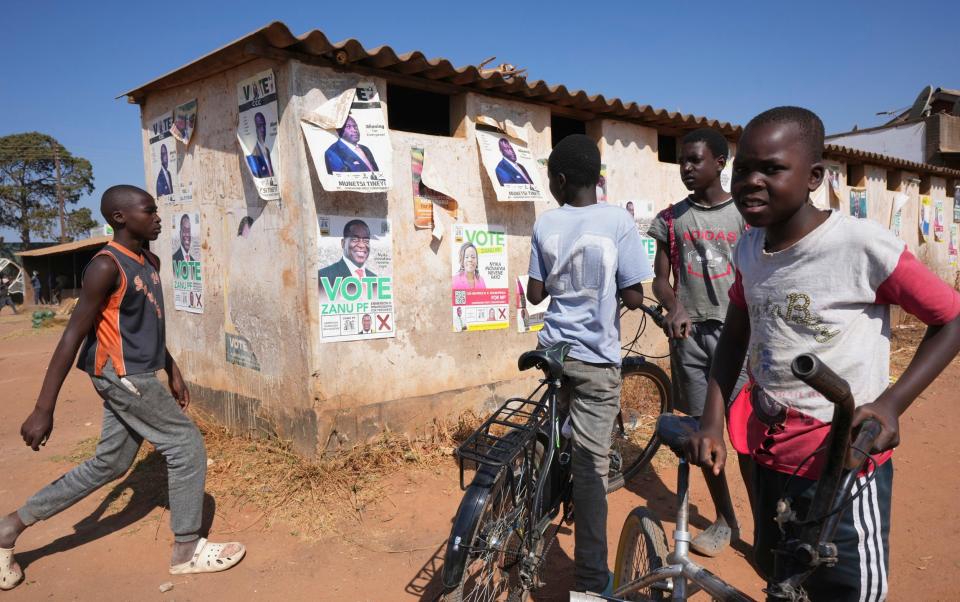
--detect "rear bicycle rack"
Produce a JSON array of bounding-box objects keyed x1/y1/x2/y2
[{"x1": 455, "y1": 390, "x2": 549, "y2": 490}]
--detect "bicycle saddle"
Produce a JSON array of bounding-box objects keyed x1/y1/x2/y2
[
  {"x1": 518, "y1": 342, "x2": 572, "y2": 380},
  {"x1": 656, "y1": 414, "x2": 700, "y2": 455}
]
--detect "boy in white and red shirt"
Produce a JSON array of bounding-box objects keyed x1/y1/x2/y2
[{"x1": 685, "y1": 106, "x2": 960, "y2": 601}]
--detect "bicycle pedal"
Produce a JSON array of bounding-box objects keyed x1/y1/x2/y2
[{"x1": 558, "y1": 452, "x2": 571, "y2": 465}]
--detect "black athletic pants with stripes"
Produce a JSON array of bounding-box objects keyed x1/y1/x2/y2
[{"x1": 752, "y1": 461, "x2": 892, "y2": 602}]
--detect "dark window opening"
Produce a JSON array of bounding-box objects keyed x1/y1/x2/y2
[
  {"x1": 551, "y1": 115, "x2": 586, "y2": 147},
  {"x1": 886, "y1": 170, "x2": 902, "y2": 192},
  {"x1": 847, "y1": 163, "x2": 865, "y2": 188},
  {"x1": 658, "y1": 134, "x2": 678, "y2": 164},
  {"x1": 919, "y1": 175, "x2": 932, "y2": 195},
  {"x1": 386, "y1": 84, "x2": 452, "y2": 137}
]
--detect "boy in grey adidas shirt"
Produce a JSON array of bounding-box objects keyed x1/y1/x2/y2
[{"x1": 527, "y1": 135, "x2": 652, "y2": 594}]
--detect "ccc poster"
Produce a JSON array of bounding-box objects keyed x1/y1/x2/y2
[
  {"x1": 237, "y1": 69, "x2": 280, "y2": 201},
  {"x1": 451, "y1": 224, "x2": 509, "y2": 332},
  {"x1": 149, "y1": 113, "x2": 177, "y2": 203},
  {"x1": 318, "y1": 215, "x2": 395, "y2": 342}
]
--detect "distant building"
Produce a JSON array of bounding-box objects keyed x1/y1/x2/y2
[{"x1": 827, "y1": 86, "x2": 960, "y2": 170}]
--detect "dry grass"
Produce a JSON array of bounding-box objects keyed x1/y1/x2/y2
[
  {"x1": 890, "y1": 312, "x2": 927, "y2": 379},
  {"x1": 56, "y1": 408, "x2": 484, "y2": 538}
]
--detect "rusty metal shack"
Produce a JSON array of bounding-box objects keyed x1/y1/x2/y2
[{"x1": 122, "y1": 22, "x2": 960, "y2": 457}]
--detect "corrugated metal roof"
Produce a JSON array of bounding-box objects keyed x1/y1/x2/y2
[
  {"x1": 121, "y1": 22, "x2": 960, "y2": 179},
  {"x1": 16, "y1": 236, "x2": 111, "y2": 257},
  {"x1": 120, "y1": 21, "x2": 740, "y2": 135}
]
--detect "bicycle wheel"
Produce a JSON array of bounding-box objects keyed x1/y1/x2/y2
[
  {"x1": 444, "y1": 435, "x2": 538, "y2": 602},
  {"x1": 612, "y1": 507, "x2": 670, "y2": 601},
  {"x1": 608, "y1": 359, "x2": 671, "y2": 493}
]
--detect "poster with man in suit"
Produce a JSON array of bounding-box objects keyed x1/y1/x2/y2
[
  {"x1": 475, "y1": 128, "x2": 544, "y2": 201},
  {"x1": 317, "y1": 215, "x2": 395, "y2": 342},
  {"x1": 301, "y1": 81, "x2": 392, "y2": 193},
  {"x1": 149, "y1": 112, "x2": 177, "y2": 203},
  {"x1": 172, "y1": 212, "x2": 203, "y2": 314},
  {"x1": 237, "y1": 69, "x2": 280, "y2": 201}
]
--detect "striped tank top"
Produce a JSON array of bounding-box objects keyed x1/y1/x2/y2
[{"x1": 77, "y1": 242, "x2": 166, "y2": 377}]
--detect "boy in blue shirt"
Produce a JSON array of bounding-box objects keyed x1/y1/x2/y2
[{"x1": 527, "y1": 134, "x2": 653, "y2": 593}]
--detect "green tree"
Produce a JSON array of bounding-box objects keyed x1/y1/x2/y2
[
  {"x1": 0, "y1": 132, "x2": 95, "y2": 244},
  {"x1": 65, "y1": 207, "x2": 100, "y2": 239}
]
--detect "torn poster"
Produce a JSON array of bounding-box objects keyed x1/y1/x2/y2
[
  {"x1": 171, "y1": 99, "x2": 197, "y2": 146},
  {"x1": 951, "y1": 224, "x2": 959, "y2": 266},
  {"x1": 475, "y1": 122, "x2": 545, "y2": 202},
  {"x1": 890, "y1": 192, "x2": 908, "y2": 239},
  {"x1": 237, "y1": 69, "x2": 280, "y2": 201},
  {"x1": 934, "y1": 196, "x2": 946, "y2": 242},
  {"x1": 920, "y1": 195, "x2": 932, "y2": 242},
  {"x1": 597, "y1": 164, "x2": 608, "y2": 202},
  {"x1": 411, "y1": 147, "x2": 458, "y2": 231},
  {"x1": 516, "y1": 275, "x2": 548, "y2": 333},
  {"x1": 849, "y1": 188, "x2": 867, "y2": 218},
  {"x1": 171, "y1": 212, "x2": 203, "y2": 314},
  {"x1": 149, "y1": 112, "x2": 177, "y2": 203},
  {"x1": 451, "y1": 224, "x2": 509, "y2": 332},
  {"x1": 954, "y1": 186, "x2": 960, "y2": 223},
  {"x1": 622, "y1": 200, "x2": 657, "y2": 267},
  {"x1": 302, "y1": 82, "x2": 392, "y2": 193},
  {"x1": 318, "y1": 215, "x2": 395, "y2": 342},
  {"x1": 225, "y1": 332, "x2": 261, "y2": 371}
]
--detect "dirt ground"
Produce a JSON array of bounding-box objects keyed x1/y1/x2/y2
[{"x1": 1, "y1": 311, "x2": 958, "y2": 601}]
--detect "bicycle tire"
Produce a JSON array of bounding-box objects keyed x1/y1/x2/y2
[
  {"x1": 443, "y1": 432, "x2": 539, "y2": 602},
  {"x1": 608, "y1": 359, "x2": 672, "y2": 493},
  {"x1": 612, "y1": 507, "x2": 671, "y2": 601}
]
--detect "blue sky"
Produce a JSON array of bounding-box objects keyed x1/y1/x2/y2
[{"x1": 2, "y1": 0, "x2": 958, "y2": 241}]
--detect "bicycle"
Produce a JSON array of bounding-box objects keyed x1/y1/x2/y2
[
  {"x1": 608, "y1": 299, "x2": 674, "y2": 492},
  {"x1": 441, "y1": 303, "x2": 671, "y2": 601},
  {"x1": 579, "y1": 353, "x2": 882, "y2": 602}
]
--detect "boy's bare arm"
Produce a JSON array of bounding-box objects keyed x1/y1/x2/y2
[
  {"x1": 165, "y1": 349, "x2": 191, "y2": 410},
  {"x1": 856, "y1": 314, "x2": 960, "y2": 452},
  {"x1": 526, "y1": 277, "x2": 547, "y2": 305},
  {"x1": 618, "y1": 282, "x2": 645, "y2": 310},
  {"x1": 21, "y1": 256, "x2": 118, "y2": 450},
  {"x1": 651, "y1": 240, "x2": 690, "y2": 338},
  {"x1": 684, "y1": 303, "x2": 750, "y2": 474}
]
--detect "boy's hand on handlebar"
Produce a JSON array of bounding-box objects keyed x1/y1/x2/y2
[
  {"x1": 684, "y1": 428, "x2": 727, "y2": 475},
  {"x1": 664, "y1": 305, "x2": 692, "y2": 339},
  {"x1": 852, "y1": 402, "x2": 900, "y2": 453}
]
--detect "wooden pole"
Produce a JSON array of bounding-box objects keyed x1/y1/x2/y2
[{"x1": 54, "y1": 143, "x2": 65, "y2": 243}]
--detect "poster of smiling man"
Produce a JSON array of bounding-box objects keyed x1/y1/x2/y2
[
  {"x1": 149, "y1": 113, "x2": 177, "y2": 203},
  {"x1": 171, "y1": 212, "x2": 203, "y2": 314},
  {"x1": 237, "y1": 69, "x2": 280, "y2": 201},
  {"x1": 475, "y1": 126, "x2": 545, "y2": 202},
  {"x1": 317, "y1": 215, "x2": 395, "y2": 342},
  {"x1": 302, "y1": 81, "x2": 392, "y2": 193}
]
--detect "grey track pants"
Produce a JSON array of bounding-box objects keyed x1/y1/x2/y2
[
  {"x1": 561, "y1": 358, "x2": 621, "y2": 593},
  {"x1": 18, "y1": 362, "x2": 207, "y2": 543}
]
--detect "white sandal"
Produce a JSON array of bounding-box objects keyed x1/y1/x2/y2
[
  {"x1": 169, "y1": 538, "x2": 246, "y2": 575},
  {"x1": 0, "y1": 548, "x2": 22, "y2": 591}
]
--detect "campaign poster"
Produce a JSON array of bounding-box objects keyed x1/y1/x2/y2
[
  {"x1": 622, "y1": 200, "x2": 657, "y2": 266},
  {"x1": 411, "y1": 147, "x2": 458, "y2": 230},
  {"x1": 720, "y1": 156, "x2": 733, "y2": 193},
  {"x1": 171, "y1": 212, "x2": 203, "y2": 314},
  {"x1": 318, "y1": 215, "x2": 395, "y2": 342},
  {"x1": 954, "y1": 186, "x2": 960, "y2": 223},
  {"x1": 225, "y1": 332, "x2": 261, "y2": 371},
  {"x1": 950, "y1": 224, "x2": 959, "y2": 267},
  {"x1": 890, "y1": 192, "x2": 908, "y2": 239},
  {"x1": 934, "y1": 197, "x2": 946, "y2": 242},
  {"x1": 920, "y1": 195, "x2": 932, "y2": 242},
  {"x1": 475, "y1": 129, "x2": 545, "y2": 202},
  {"x1": 849, "y1": 188, "x2": 867, "y2": 218},
  {"x1": 237, "y1": 69, "x2": 280, "y2": 201},
  {"x1": 516, "y1": 275, "x2": 548, "y2": 333},
  {"x1": 597, "y1": 164, "x2": 608, "y2": 202},
  {"x1": 149, "y1": 113, "x2": 177, "y2": 203},
  {"x1": 826, "y1": 165, "x2": 842, "y2": 207},
  {"x1": 302, "y1": 82, "x2": 392, "y2": 193},
  {"x1": 171, "y1": 99, "x2": 197, "y2": 146},
  {"x1": 451, "y1": 224, "x2": 509, "y2": 332}
]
